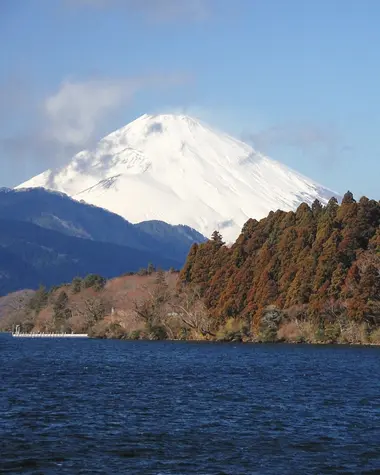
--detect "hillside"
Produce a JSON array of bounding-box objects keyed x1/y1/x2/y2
[
  {"x1": 0, "y1": 271, "x2": 180, "y2": 338},
  {"x1": 16, "y1": 113, "x2": 338, "y2": 241},
  {"x1": 0, "y1": 187, "x2": 205, "y2": 261},
  {"x1": 179, "y1": 192, "x2": 380, "y2": 342},
  {"x1": 0, "y1": 219, "x2": 180, "y2": 296},
  {"x1": 3, "y1": 192, "x2": 379, "y2": 344}
]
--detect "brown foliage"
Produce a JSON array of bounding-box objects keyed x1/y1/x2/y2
[{"x1": 180, "y1": 193, "x2": 380, "y2": 338}]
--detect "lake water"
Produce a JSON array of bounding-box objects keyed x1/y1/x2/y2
[{"x1": 1, "y1": 335, "x2": 380, "y2": 474}]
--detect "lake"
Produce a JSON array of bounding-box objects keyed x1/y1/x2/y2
[{"x1": 1, "y1": 335, "x2": 380, "y2": 474}]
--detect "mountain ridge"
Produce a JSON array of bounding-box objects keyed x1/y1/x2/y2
[
  {"x1": 0, "y1": 187, "x2": 205, "y2": 256},
  {"x1": 17, "y1": 113, "x2": 339, "y2": 241},
  {"x1": 0, "y1": 187, "x2": 206, "y2": 295},
  {"x1": 0, "y1": 217, "x2": 181, "y2": 296}
]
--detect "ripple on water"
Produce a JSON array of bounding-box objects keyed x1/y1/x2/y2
[{"x1": 1, "y1": 337, "x2": 380, "y2": 474}]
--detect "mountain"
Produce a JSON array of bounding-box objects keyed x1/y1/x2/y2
[
  {"x1": 0, "y1": 187, "x2": 205, "y2": 262},
  {"x1": 0, "y1": 218, "x2": 181, "y2": 296},
  {"x1": 16, "y1": 113, "x2": 339, "y2": 242},
  {"x1": 0, "y1": 245, "x2": 40, "y2": 294}
]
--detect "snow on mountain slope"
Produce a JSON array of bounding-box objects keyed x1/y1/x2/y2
[{"x1": 16, "y1": 114, "x2": 339, "y2": 242}]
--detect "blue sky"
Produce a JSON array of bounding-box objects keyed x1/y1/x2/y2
[{"x1": 1, "y1": 0, "x2": 380, "y2": 199}]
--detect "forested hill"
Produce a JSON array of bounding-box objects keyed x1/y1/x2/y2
[{"x1": 179, "y1": 192, "x2": 380, "y2": 332}]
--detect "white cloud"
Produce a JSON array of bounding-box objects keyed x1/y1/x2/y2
[
  {"x1": 44, "y1": 78, "x2": 139, "y2": 147},
  {"x1": 1, "y1": 72, "x2": 191, "y2": 172},
  {"x1": 43, "y1": 73, "x2": 189, "y2": 148}
]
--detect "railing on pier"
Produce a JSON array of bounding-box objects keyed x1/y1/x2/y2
[{"x1": 12, "y1": 332, "x2": 88, "y2": 338}]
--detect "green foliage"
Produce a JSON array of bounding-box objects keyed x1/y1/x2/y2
[
  {"x1": 71, "y1": 277, "x2": 82, "y2": 294},
  {"x1": 148, "y1": 324, "x2": 168, "y2": 340},
  {"x1": 83, "y1": 274, "x2": 106, "y2": 291},
  {"x1": 52, "y1": 290, "x2": 71, "y2": 330},
  {"x1": 211, "y1": 230, "x2": 225, "y2": 247},
  {"x1": 28, "y1": 285, "x2": 48, "y2": 314},
  {"x1": 129, "y1": 329, "x2": 143, "y2": 340}
]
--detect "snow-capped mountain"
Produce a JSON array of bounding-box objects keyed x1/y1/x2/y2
[{"x1": 16, "y1": 114, "x2": 338, "y2": 242}]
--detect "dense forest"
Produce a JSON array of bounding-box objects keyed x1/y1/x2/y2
[
  {"x1": 2, "y1": 192, "x2": 380, "y2": 344},
  {"x1": 178, "y1": 192, "x2": 380, "y2": 343}
]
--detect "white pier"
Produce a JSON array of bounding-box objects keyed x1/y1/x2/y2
[
  {"x1": 12, "y1": 332, "x2": 88, "y2": 338},
  {"x1": 11, "y1": 325, "x2": 88, "y2": 338}
]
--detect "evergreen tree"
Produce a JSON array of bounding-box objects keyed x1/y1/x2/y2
[
  {"x1": 341, "y1": 190, "x2": 356, "y2": 205},
  {"x1": 211, "y1": 230, "x2": 224, "y2": 247},
  {"x1": 83, "y1": 274, "x2": 106, "y2": 291},
  {"x1": 181, "y1": 193, "x2": 380, "y2": 330},
  {"x1": 312, "y1": 199, "x2": 323, "y2": 216},
  {"x1": 52, "y1": 290, "x2": 72, "y2": 330},
  {"x1": 28, "y1": 285, "x2": 48, "y2": 314},
  {"x1": 147, "y1": 262, "x2": 155, "y2": 275}
]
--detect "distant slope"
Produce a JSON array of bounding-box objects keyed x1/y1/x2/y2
[
  {"x1": 0, "y1": 246, "x2": 40, "y2": 295},
  {"x1": 135, "y1": 220, "x2": 206, "y2": 256},
  {"x1": 17, "y1": 113, "x2": 339, "y2": 241},
  {"x1": 0, "y1": 219, "x2": 180, "y2": 295},
  {"x1": 0, "y1": 188, "x2": 205, "y2": 262}
]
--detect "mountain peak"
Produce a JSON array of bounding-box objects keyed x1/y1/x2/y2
[
  {"x1": 16, "y1": 113, "x2": 339, "y2": 241},
  {"x1": 105, "y1": 112, "x2": 216, "y2": 148},
  {"x1": 135, "y1": 112, "x2": 203, "y2": 124}
]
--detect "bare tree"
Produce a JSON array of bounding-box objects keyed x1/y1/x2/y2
[
  {"x1": 321, "y1": 298, "x2": 348, "y2": 332},
  {"x1": 169, "y1": 286, "x2": 215, "y2": 337},
  {"x1": 70, "y1": 296, "x2": 112, "y2": 329},
  {"x1": 5, "y1": 292, "x2": 31, "y2": 312},
  {"x1": 0, "y1": 292, "x2": 33, "y2": 331},
  {"x1": 132, "y1": 282, "x2": 171, "y2": 328},
  {"x1": 131, "y1": 278, "x2": 215, "y2": 338}
]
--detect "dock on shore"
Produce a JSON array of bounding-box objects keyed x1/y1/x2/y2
[{"x1": 12, "y1": 332, "x2": 88, "y2": 338}]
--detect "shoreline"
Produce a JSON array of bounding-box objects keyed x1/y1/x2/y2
[
  {"x1": 2, "y1": 331, "x2": 379, "y2": 346},
  {"x1": 89, "y1": 335, "x2": 380, "y2": 347}
]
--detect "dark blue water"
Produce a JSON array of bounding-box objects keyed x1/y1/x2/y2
[{"x1": 1, "y1": 335, "x2": 380, "y2": 474}]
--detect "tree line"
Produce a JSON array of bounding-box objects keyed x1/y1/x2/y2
[
  {"x1": 179, "y1": 192, "x2": 380, "y2": 344},
  {"x1": 2, "y1": 192, "x2": 380, "y2": 344}
]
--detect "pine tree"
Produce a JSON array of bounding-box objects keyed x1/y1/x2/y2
[
  {"x1": 147, "y1": 263, "x2": 155, "y2": 275},
  {"x1": 211, "y1": 230, "x2": 224, "y2": 247},
  {"x1": 179, "y1": 193, "x2": 380, "y2": 331},
  {"x1": 53, "y1": 290, "x2": 71, "y2": 329},
  {"x1": 341, "y1": 190, "x2": 356, "y2": 205},
  {"x1": 28, "y1": 285, "x2": 48, "y2": 314},
  {"x1": 312, "y1": 199, "x2": 323, "y2": 216}
]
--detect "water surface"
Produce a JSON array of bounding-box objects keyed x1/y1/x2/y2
[{"x1": 1, "y1": 335, "x2": 380, "y2": 474}]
